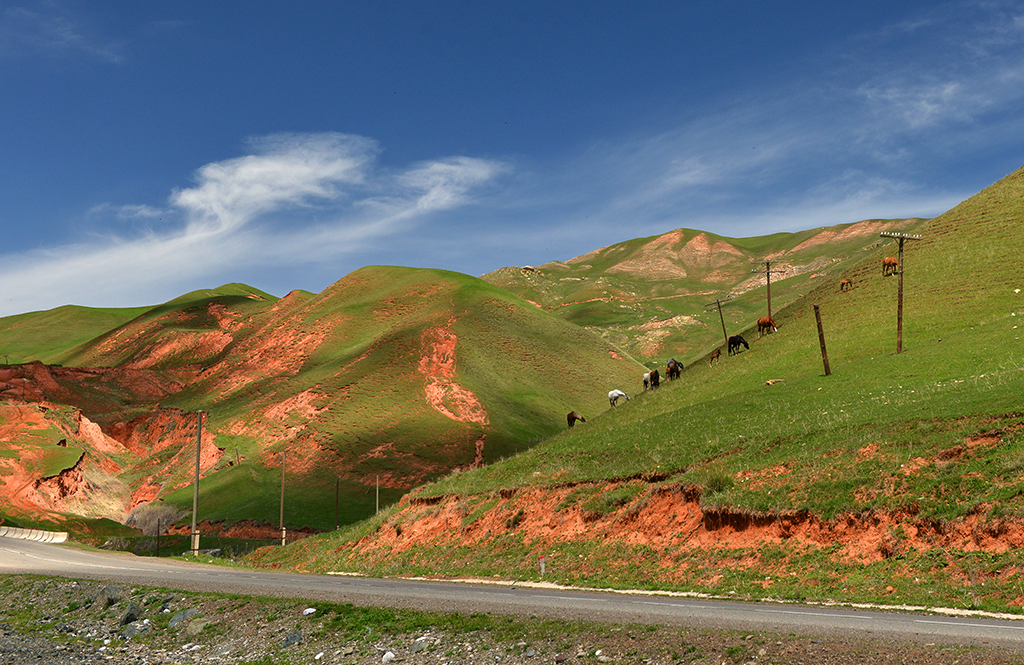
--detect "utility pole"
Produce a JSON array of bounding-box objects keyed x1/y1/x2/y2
[
  {"x1": 704, "y1": 298, "x2": 732, "y2": 352},
  {"x1": 880, "y1": 232, "x2": 922, "y2": 354},
  {"x1": 190, "y1": 412, "x2": 203, "y2": 556},
  {"x1": 753, "y1": 260, "x2": 786, "y2": 320},
  {"x1": 279, "y1": 451, "x2": 287, "y2": 546},
  {"x1": 335, "y1": 476, "x2": 340, "y2": 531}
]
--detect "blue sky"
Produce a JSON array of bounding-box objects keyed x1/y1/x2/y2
[{"x1": 2, "y1": 2, "x2": 1023, "y2": 316}]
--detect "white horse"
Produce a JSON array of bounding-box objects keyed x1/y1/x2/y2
[
  {"x1": 608, "y1": 389, "x2": 630, "y2": 407},
  {"x1": 642, "y1": 373, "x2": 651, "y2": 390}
]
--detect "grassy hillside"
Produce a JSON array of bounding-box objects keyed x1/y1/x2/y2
[
  {"x1": 0, "y1": 305, "x2": 150, "y2": 365},
  {"x1": 0, "y1": 270, "x2": 644, "y2": 533},
  {"x1": 155, "y1": 267, "x2": 644, "y2": 529},
  {"x1": 414, "y1": 167, "x2": 1024, "y2": 508},
  {"x1": 483, "y1": 220, "x2": 923, "y2": 363},
  {"x1": 253, "y1": 166, "x2": 1024, "y2": 613}
]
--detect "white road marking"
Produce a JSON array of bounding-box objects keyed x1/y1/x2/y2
[{"x1": 915, "y1": 619, "x2": 1024, "y2": 631}]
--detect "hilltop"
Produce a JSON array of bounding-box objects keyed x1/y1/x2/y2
[
  {"x1": 482, "y1": 219, "x2": 922, "y2": 361},
  {"x1": 251, "y1": 165, "x2": 1024, "y2": 614}
]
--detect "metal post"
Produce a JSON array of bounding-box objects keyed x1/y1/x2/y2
[
  {"x1": 190, "y1": 412, "x2": 203, "y2": 555},
  {"x1": 279, "y1": 451, "x2": 286, "y2": 546},
  {"x1": 813, "y1": 304, "x2": 831, "y2": 376}
]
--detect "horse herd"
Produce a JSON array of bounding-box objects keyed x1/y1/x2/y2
[{"x1": 568, "y1": 255, "x2": 900, "y2": 428}]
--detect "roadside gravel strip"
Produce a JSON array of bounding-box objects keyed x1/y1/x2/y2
[
  {"x1": 3, "y1": 539, "x2": 1024, "y2": 663},
  {"x1": 2, "y1": 575, "x2": 1024, "y2": 665}
]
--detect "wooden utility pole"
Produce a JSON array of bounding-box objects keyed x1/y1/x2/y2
[
  {"x1": 813, "y1": 304, "x2": 831, "y2": 376},
  {"x1": 190, "y1": 412, "x2": 203, "y2": 556},
  {"x1": 705, "y1": 298, "x2": 732, "y2": 352},
  {"x1": 880, "y1": 232, "x2": 922, "y2": 354},
  {"x1": 335, "y1": 476, "x2": 340, "y2": 531},
  {"x1": 279, "y1": 451, "x2": 287, "y2": 546},
  {"x1": 753, "y1": 260, "x2": 786, "y2": 319}
]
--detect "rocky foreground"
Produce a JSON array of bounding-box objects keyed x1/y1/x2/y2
[{"x1": 1, "y1": 575, "x2": 1022, "y2": 665}]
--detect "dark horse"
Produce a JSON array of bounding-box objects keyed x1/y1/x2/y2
[
  {"x1": 709, "y1": 349, "x2": 721, "y2": 366},
  {"x1": 666, "y1": 359, "x2": 683, "y2": 380},
  {"x1": 649, "y1": 368, "x2": 660, "y2": 389},
  {"x1": 567, "y1": 411, "x2": 586, "y2": 428},
  {"x1": 728, "y1": 335, "x2": 749, "y2": 355}
]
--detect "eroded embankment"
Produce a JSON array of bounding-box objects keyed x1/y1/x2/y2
[{"x1": 338, "y1": 480, "x2": 1024, "y2": 567}]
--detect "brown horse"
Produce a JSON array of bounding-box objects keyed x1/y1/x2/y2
[
  {"x1": 840, "y1": 278, "x2": 853, "y2": 291},
  {"x1": 666, "y1": 359, "x2": 682, "y2": 380},
  {"x1": 567, "y1": 411, "x2": 586, "y2": 428},
  {"x1": 883, "y1": 256, "x2": 898, "y2": 276},
  {"x1": 757, "y1": 316, "x2": 777, "y2": 337},
  {"x1": 649, "y1": 368, "x2": 660, "y2": 389},
  {"x1": 709, "y1": 349, "x2": 721, "y2": 366}
]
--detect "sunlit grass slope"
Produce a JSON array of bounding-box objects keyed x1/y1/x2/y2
[
  {"x1": 483, "y1": 221, "x2": 923, "y2": 363},
  {"x1": 0, "y1": 305, "x2": 150, "y2": 365},
  {"x1": 54, "y1": 283, "x2": 279, "y2": 368},
  {"x1": 415, "y1": 166, "x2": 1024, "y2": 523},
  {"x1": 151, "y1": 267, "x2": 645, "y2": 529}
]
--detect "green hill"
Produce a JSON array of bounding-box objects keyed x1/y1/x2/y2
[
  {"x1": 254, "y1": 166, "x2": 1024, "y2": 614},
  {"x1": 483, "y1": 220, "x2": 924, "y2": 363},
  {"x1": 0, "y1": 269, "x2": 644, "y2": 533}
]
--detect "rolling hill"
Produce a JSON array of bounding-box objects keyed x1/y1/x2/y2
[
  {"x1": 0, "y1": 268, "x2": 644, "y2": 533},
  {"x1": 482, "y1": 219, "x2": 923, "y2": 363},
  {"x1": 255, "y1": 166, "x2": 1024, "y2": 614}
]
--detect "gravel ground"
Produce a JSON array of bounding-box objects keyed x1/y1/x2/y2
[{"x1": 1, "y1": 576, "x2": 1023, "y2": 665}]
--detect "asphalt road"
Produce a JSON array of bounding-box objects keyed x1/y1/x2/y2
[{"x1": 2, "y1": 537, "x2": 1023, "y2": 650}]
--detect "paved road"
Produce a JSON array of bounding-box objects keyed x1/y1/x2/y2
[{"x1": 3, "y1": 538, "x2": 1023, "y2": 650}]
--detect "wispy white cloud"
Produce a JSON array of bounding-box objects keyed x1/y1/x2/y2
[
  {"x1": 0, "y1": 133, "x2": 507, "y2": 315},
  {"x1": 0, "y1": 2, "x2": 122, "y2": 62}
]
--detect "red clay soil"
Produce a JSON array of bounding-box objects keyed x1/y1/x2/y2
[
  {"x1": 418, "y1": 317, "x2": 489, "y2": 427},
  {"x1": 168, "y1": 519, "x2": 315, "y2": 541},
  {"x1": 340, "y1": 481, "x2": 1024, "y2": 570}
]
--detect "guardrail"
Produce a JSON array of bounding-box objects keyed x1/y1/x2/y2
[{"x1": 0, "y1": 526, "x2": 68, "y2": 543}]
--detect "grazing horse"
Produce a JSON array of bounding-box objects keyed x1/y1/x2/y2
[
  {"x1": 608, "y1": 389, "x2": 630, "y2": 407},
  {"x1": 709, "y1": 349, "x2": 721, "y2": 366},
  {"x1": 643, "y1": 372, "x2": 651, "y2": 390},
  {"x1": 728, "y1": 335, "x2": 749, "y2": 355},
  {"x1": 883, "y1": 256, "x2": 899, "y2": 276},
  {"x1": 567, "y1": 411, "x2": 586, "y2": 428},
  {"x1": 840, "y1": 279, "x2": 853, "y2": 292},
  {"x1": 666, "y1": 359, "x2": 683, "y2": 380},
  {"x1": 757, "y1": 316, "x2": 777, "y2": 337},
  {"x1": 649, "y1": 368, "x2": 660, "y2": 389}
]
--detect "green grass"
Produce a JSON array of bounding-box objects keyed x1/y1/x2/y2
[{"x1": 247, "y1": 165, "x2": 1024, "y2": 612}]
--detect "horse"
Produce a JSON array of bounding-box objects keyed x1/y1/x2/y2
[
  {"x1": 608, "y1": 389, "x2": 630, "y2": 407},
  {"x1": 883, "y1": 256, "x2": 898, "y2": 276},
  {"x1": 728, "y1": 335, "x2": 749, "y2": 355},
  {"x1": 643, "y1": 372, "x2": 651, "y2": 390},
  {"x1": 666, "y1": 359, "x2": 682, "y2": 380},
  {"x1": 840, "y1": 278, "x2": 853, "y2": 292},
  {"x1": 649, "y1": 368, "x2": 660, "y2": 389},
  {"x1": 709, "y1": 349, "x2": 721, "y2": 366},
  {"x1": 567, "y1": 411, "x2": 586, "y2": 428},
  {"x1": 757, "y1": 316, "x2": 777, "y2": 337}
]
